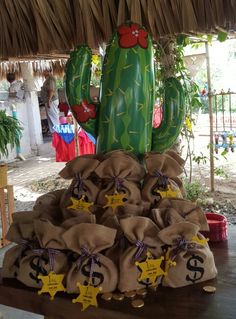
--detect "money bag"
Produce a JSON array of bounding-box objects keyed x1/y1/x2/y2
[
  {"x1": 158, "y1": 221, "x2": 217, "y2": 288},
  {"x1": 62, "y1": 223, "x2": 118, "y2": 293}
]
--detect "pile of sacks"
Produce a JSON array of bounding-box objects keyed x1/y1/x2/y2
[{"x1": 3, "y1": 150, "x2": 217, "y2": 294}]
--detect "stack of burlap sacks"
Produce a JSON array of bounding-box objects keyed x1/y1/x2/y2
[{"x1": 3, "y1": 150, "x2": 217, "y2": 293}]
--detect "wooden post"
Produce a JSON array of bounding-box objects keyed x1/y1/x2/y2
[
  {"x1": 0, "y1": 185, "x2": 14, "y2": 247},
  {"x1": 74, "y1": 119, "x2": 80, "y2": 157},
  {"x1": 205, "y1": 42, "x2": 215, "y2": 192},
  {"x1": 0, "y1": 187, "x2": 8, "y2": 247}
]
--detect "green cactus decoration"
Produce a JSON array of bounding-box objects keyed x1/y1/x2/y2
[
  {"x1": 151, "y1": 77, "x2": 184, "y2": 153},
  {"x1": 66, "y1": 22, "x2": 185, "y2": 156},
  {"x1": 65, "y1": 46, "x2": 97, "y2": 137}
]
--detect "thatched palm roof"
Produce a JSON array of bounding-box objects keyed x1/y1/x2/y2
[{"x1": 0, "y1": 0, "x2": 236, "y2": 60}]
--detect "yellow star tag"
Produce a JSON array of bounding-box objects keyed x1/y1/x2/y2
[
  {"x1": 163, "y1": 247, "x2": 176, "y2": 274},
  {"x1": 72, "y1": 282, "x2": 102, "y2": 311},
  {"x1": 67, "y1": 195, "x2": 94, "y2": 213},
  {"x1": 135, "y1": 251, "x2": 166, "y2": 285},
  {"x1": 155, "y1": 185, "x2": 182, "y2": 199},
  {"x1": 191, "y1": 235, "x2": 209, "y2": 245},
  {"x1": 103, "y1": 192, "x2": 127, "y2": 211},
  {"x1": 38, "y1": 271, "x2": 66, "y2": 300}
]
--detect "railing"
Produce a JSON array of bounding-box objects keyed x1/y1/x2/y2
[{"x1": 211, "y1": 90, "x2": 236, "y2": 152}]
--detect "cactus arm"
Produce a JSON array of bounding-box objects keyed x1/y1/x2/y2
[
  {"x1": 65, "y1": 45, "x2": 97, "y2": 138},
  {"x1": 151, "y1": 77, "x2": 185, "y2": 153},
  {"x1": 97, "y1": 25, "x2": 155, "y2": 155}
]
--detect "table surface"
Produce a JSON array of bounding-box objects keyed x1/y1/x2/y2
[{"x1": 0, "y1": 226, "x2": 236, "y2": 319}]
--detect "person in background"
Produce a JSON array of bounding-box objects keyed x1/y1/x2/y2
[
  {"x1": 6, "y1": 73, "x2": 24, "y2": 99},
  {"x1": 41, "y1": 68, "x2": 59, "y2": 134}
]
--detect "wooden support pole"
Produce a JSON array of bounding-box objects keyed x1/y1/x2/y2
[
  {"x1": 0, "y1": 187, "x2": 8, "y2": 247},
  {"x1": 74, "y1": 120, "x2": 80, "y2": 157},
  {"x1": 205, "y1": 42, "x2": 215, "y2": 192}
]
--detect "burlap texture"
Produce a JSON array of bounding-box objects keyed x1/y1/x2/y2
[
  {"x1": 2, "y1": 245, "x2": 32, "y2": 279},
  {"x1": 150, "y1": 207, "x2": 184, "y2": 230},
  {"x1": 61, "y1": 214, "x2": 96, "y2": 229},
  {"x1": 157, "y1": 198, "x2": 209, "y2": 231},
  {"x1": 142, "y1": 151, "x2": 185, "y2": 206},
  {"x1": 158, "y1": 222, "x2": 217, "y2": 287},
  {"x1": 59, "y1": 156, "x2": 100, "y2": 179},
  {"x1": 17, "y1": 219, "x2": 68, "y2": 288},
  {"x1": 33, "y1": 189, "x2": 65, "y2": 224},
  {"x1": 59, "y1": 157, "x2": 100, "y2": 219},
  {"x1": 3, "y1": 217, "x2": 39, "y2": 279},
  {"x1": 62, "y1": 223, "x2": 118, "y2": 293},
  {"x1": 6, "y1": 217, "x2": 36, "y2": 244},
  {"x1": 34, "y1": 189, "x2": 66, "y2": 207},
  {"x1": 11, "y1": 211, "x2": 39, "y2": 223},
  {"x1": 118, "y1": 216, "x2": 163, "y2": 292},
  {"x1": 98, "y1": 203, "x2": 144, "y2": 225},
  {"x1": 103, "y1": 216, "x2": 129, "y2": 266},
  {"x1": 95, "y1": 152, "x2": 145, "y2": 207}
]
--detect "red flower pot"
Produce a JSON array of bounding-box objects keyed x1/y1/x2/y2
[{"x1": 202, "y1": 213, "x2": 228, "y2": 242}]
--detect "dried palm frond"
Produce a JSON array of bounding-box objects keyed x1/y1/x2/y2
[{"x1": 0, "y1": 0, "x2": 235, "y2": 59}]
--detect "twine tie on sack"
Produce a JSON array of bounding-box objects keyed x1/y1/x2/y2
[
  {"x1": 113, "y1": 176, "x2": 124, "y2": 192},
  {"x1": 33, "y1": 248, "x2": 60, "y2": 272},
  {"x1": 76, "y1": 247, "x2": 100, "y2": 281},
  {"x1": 153, "y1": 170, "x2": 169, "y2": 188},
  {"x1": 74, "y1": 174, "x2": 84, "y2": 198},
  {"x1": 172, "y1": 237, "x2": 199, "y2": 261},
  {"x1": 134, "y1": 240, "x2": 147, "y2": 260},
  {"x1": 20, "y1": 239, "x2": 31, "y2": 249}
]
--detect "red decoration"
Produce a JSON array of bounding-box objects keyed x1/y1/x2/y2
[
  {"x1": 118, "y1": 23, "x2": 148, "y2": 49},
  {"x1": 52, "y1": 127, "x2": 95, "y2": 162},
  {"x1": 72, "y1": 99, "x2": 96, "y2": 123},
  {"x1": 201, "y1": 213, "x2": 228, "y2": 242}
]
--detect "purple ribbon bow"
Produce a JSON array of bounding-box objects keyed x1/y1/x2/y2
[
  {"x1": 171, "y1": 237, "x2": 199, "y2": 261},
  {"x1": 76, "y1": 247, "x2": 99, "y2": 281},
  {"x1": 134, "y1": 240, "x2": 147, "y2": 261},
  {"x1": 153, "y1": 170, "x2": 169, "y2": 188},
  {"x1": 112, "y1": 176, "x2": 124, "y2": 192},
  {"x1": 33, "y1": 248, "x2": 61, "y2": 271},
  {"x1": 20, "y1": 239, "x2": 31, "y2": 249},
  {"x1": 74, "y1": 174, "x2": 84, "y2": 198}
]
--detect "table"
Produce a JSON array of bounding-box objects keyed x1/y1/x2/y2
[{"x1": 0, "y1": 226, "x2": 236, "y2": 319}]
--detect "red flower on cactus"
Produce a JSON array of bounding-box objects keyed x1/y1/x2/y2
[
  {"x1": 72, "y1": 99, "x2": 96, "y2": 123},
  {"x1": 118, "y1": 23, "x2": 148, "y2": 49}
]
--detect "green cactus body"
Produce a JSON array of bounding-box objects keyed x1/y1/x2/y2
[
  {"x1": 65, "y1": 45, "x2": 97, "y2": 138},
  {"x1": 65, "y1": 23, "x2": 185, "y2": 155},
  {"x1": 152, "y1": 77, "x2": 185, "y2": 153},
  {"x1": 96, "y1": 27, "x2": 155, "y2": 155}
]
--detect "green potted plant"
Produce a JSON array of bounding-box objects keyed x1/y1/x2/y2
[{"x1": 0, "y1": 109, "x2": 22, "y2": 187}]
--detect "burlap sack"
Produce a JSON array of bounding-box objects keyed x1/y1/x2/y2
[
  {"x1": 157, "y1": 198, "x2": 209, "y2": 231},
  {"x1": 3, "y1": 218, "x2": 39, "y2": 279},
  {"x1": 142, "y1": 151, "x2": 185, "y2": 206},
  {"x1": 158, "y1": 222, "x2": 217, "y2": 288},
  {"x1": 11, "y1": 211, "x2": 40, "y2": 223},
  {"x1": 98, "y1": 203, "x2": 144, "y2": 225},
  {"x1": 61, "y1": 214, "x2": 96, "y2": 229},
  {"x1": 118, "y1": 216, "x2": 164, "y2": 292},
  {"x1": 150, "y1": 207, "x2": 184, "y2": 231},
  {"x1": 18, "y1": 219, "x2": 68, "y2": 288},
  {"x1": 59, "y1": 157, "x2": 100, "y2": 219},
  {"x1": 95, "y1": 152, "x2": 145, "y2": 208},
  {"x1": 34, "y1": 189, "x2": 66, "y2": 207},
  {"x1": 62, "y1": 223, "x2": 118, "y2": 293},
  {"x1": 32, "y1": 190, "x2": 66, "y2": 224},
  {"x1": 103, "y1": 216, "x2": 129, "y2": 266}
]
